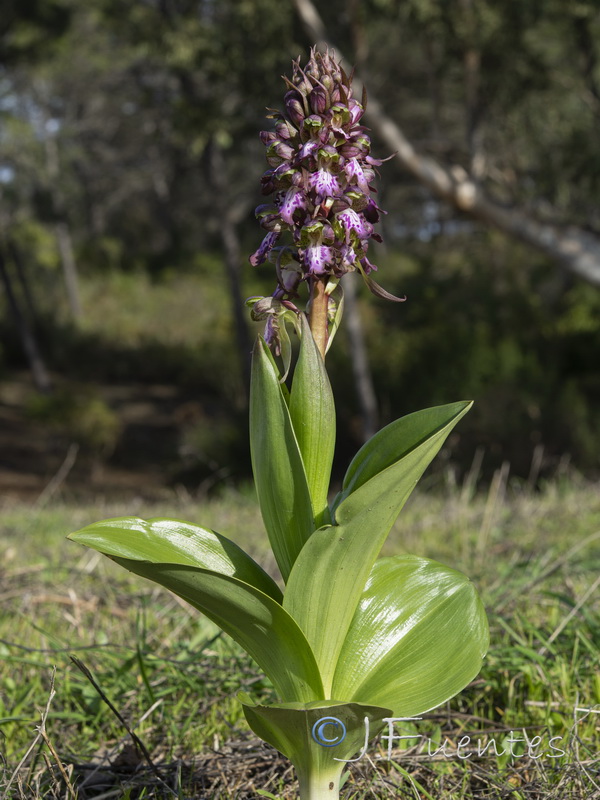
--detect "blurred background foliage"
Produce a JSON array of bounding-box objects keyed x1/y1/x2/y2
[{"x1": 0, "y1": 0, "x2": 599, "y2": 497}]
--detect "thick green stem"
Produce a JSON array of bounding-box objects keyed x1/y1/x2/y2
[
  {"x1": 297, "y1": 762, "x2": 344, "y2": 800},
  {"x1": 309, "y1": 275, "x2": 329, "y2": 361}
]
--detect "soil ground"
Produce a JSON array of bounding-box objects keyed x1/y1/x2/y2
[{"x1": 0, "y1": 373, "x2": 197, "y2": 503}]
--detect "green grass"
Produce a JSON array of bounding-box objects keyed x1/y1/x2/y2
[{"x1": 1, "y1": 477, "x2": 599, "y2": 798}]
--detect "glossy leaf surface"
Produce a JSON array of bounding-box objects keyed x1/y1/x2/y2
[
  {"x1": 250, "y1": 337, "x2": 315, "y2": 581},
  {"x1": 68, "y1": 517, "x2": 282, "y2": 601},
  {"x1": 289, "y1": 315, "x2": 335, "y2": 526},
  {"x1": 332, "y1": 555, "x2": 489, "y2": 716},
  {"x1": 332, "y1": 402, "x2": 472, "y2": 515},
  {"x1": 284, "y1": 402, "x2": 472, "y2": 694},
  {"x1": 69, "y1": 519, "x2": 323, "y2": 703}
]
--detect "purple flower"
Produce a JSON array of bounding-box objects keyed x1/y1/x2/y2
[
  {"x1": 348, "y1": 99, "x2": 365, "y2": 125},
  {"x1": 339, "y1": 244, "x2": 357, "y2": 270},
  {"x1": 304, "y1": 245, "x2": 334, "y2": 275},
  {"x1": 337, "y1": 208, "x2": 373, "y2": 241},
  {"x1": 250, "y1": 231, "x2": 279, "y2": 267},
  {"x1": 364, "y1": 198, "x2": 385, "y2": 224},
  {"x1": 344, "y1": 158, "x2": 371, "y2": 195},
  {"x1": 298, "y1": 140, "x2": 320, "y2": 160},
  {"x1": 250, "y1": 46, "x2": 401, "y2": 324},
  {"x1": 264, "y1": 315, "x2": 280, "y2": 354},
  {"x1": 279, "y1": 187, "x2": 307, "y2": 225},
  {"x1": 309, "y1": 169, "x2": 342, "y2": 197}
]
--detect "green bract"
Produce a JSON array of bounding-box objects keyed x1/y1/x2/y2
[{"x1": 69, "y1": 321, "x2": 489, "y2": 799}]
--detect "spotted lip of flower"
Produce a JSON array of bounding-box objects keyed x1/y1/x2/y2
[
  {"x1": 336, "y1": 208, "x2": 373, "y2": 242},
  {"x1": 304, "y1": 245, "x2": 334, "y2": 276},
  {"x1": 250, "y1": 46, "x2": 404, "y2": 306},
  {"x1": 279, "y1": 187, "x2": 307, "y2": 225},
  {"x1": 309, "y1": 169, "x2": 341, "y2": 197},
  {"x1": 344, "y1": 158, "x2": 370, "y2": 195}
]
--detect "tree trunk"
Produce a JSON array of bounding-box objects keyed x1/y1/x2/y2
[
  {"x1": 8, "y1": 238, "x2": 38, "y2": 321},
  {"x1": 44, "y1": 131, "x2": 83, "y2": 320},
  {"x1": 54, "y1": 220, "x2": 83, "y2": 320},
  {"x1": 0, "y1": 246, "x2": 52, "y2": 393},
  {"x1": 207, "y1": 139, "x2": 253, "y2": 395}
]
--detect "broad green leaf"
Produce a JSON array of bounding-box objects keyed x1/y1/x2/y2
[
  {"x1": 69, "y1": 520, "x2": 323, "y2": 703},
  {"x1": 284, "y1": 402, "x2": 472, "y2": 693},
  {"x1": 250, "y1": 337, "x2": 315, "y2": 581},
  {"x1": 332, "y1": 402, "x2": 473, "y2": 515},
  {"x1": 241, "y1": 695, "x2": 392, "y2": 794},
  {"x1": 289, "y1": 315, "x2": 335, "y2": 526},
  {"x1": 332, "y1": 555, "x2": 489, "y2": 716},
  {"x1": 68, "y1": 517, "x2": 282, "y2": 601}
]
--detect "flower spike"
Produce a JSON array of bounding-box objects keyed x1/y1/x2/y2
[{"x1": 250, "y1": 47, "x2": 402, "y2": 352}]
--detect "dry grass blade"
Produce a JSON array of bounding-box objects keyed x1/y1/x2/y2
[
  {"x1": 37, "y1": 727, "x2": 77, "y2": 799},
  {"x1": 2, "y1": 668, "x2": 56, "y2": 800},
  {"x1": 69, "y1": 656, "x2": 177, "y2": 798}
]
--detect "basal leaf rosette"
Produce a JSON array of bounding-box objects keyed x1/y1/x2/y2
[{"x1": 240, "y1": 555, "x2": 488, "y2": 797}]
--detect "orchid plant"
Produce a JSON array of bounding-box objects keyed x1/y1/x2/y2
[{"x1": 69, "y1": 49, "x2": 489, "y2": 800}]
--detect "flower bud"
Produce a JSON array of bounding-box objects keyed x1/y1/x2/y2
[
  {"x1": 321, "y1": 74, "x2": 334, "y2": 93},
  {"x1": 275, "y1": 120, "x2": 295, "y2": 140},
  {"x1": 330, "y1": 196, "x2": 352, "y2": 215},
  {"x1": 273, "y1": 141, "x2": 295, "y2": 160},
  {"x1": 321, "y1": 223, "x2": 335, "y2": 244},
  {"x1": 261, "y1": 215, "x2": 282, "y2": 232},
  {"x1": 259, "y1": 130, "x2": 277, "y2": 146},
  {"x1": 309, "y1": 87, "x2": 328, "y2": 114},
  {"x1": 293, "y1": 69, "x2": 313, "y2": 96},
  {"x1": 338, "y1": 143, "x2": 363, "y2": 159},
  {"x1": 348, "y1": 99, "x2": 365, "y2": 124},
  {"x1": 277, "y1": 260, "x2": 303, "y2": 294},
  {"x1": 255, "y1": 203, "x2": 278, "y2": 219},
  {"x1": 285, "y1": 96, "x2": 305, "y2": 126},
  {"x1": 260, "y1": 170, "x2": 276, "y2": 195}
]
